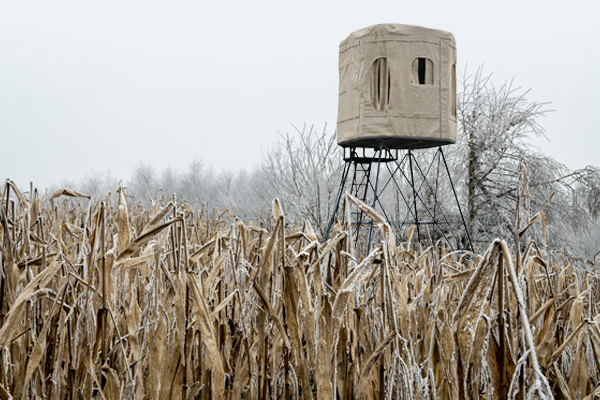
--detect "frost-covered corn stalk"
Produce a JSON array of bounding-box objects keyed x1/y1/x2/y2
[{"x1": 0, "y1": 180, "x2": 599, "y2": 399}]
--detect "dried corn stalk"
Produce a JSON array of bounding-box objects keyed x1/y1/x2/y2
[{"x1": 0, "y1": 182, "x2": 597, "y2": 399}]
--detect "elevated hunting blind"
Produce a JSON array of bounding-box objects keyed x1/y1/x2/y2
[
  {"x1": 326, "y1": 23, "x2": 472, "y2": 257},
  {"x1": 337, "y1": 24, "x2": 457, "y2": 149}
]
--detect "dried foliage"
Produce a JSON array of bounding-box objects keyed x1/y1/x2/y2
[{"x1": 1, "y1": 180, "x2": 600, "y2": 399}]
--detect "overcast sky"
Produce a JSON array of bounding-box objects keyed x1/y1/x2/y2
[{"x1": 1, "y1": 1, "x2": 599, "y2": 190}]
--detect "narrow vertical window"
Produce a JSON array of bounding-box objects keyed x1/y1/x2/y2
[
  {"x1": 370, "y1": 57, "x2": 390, "y2": 111},
  {"x1": 418, "y1": 58, "x2": 427, "y2": 84},
  {"x1": 411, "y1": 57, "x2": 433, "y2": 85},
  {"x1": 451, "y1": 64, "x2": 456, "y2": 117}
]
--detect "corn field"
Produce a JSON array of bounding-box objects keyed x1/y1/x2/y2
[{"x1": 1, "y1": 180, "x2": 600, "y2": 399}]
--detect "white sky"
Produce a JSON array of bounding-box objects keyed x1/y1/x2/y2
[{"x1": 1, "y1": 1, "x2": 599, "y2": 190}]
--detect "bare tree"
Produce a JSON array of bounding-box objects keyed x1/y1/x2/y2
[
  {"x1": 129, "y1": 162, "x2": 158, "y2": 201},
  {"x1": 451, "y1": 67, "x2": 600, "y2": 248},
  {"x1": 179, "y1": 158, "x2": 204, "y2": 202},
  {"x1": 257, "y1": 124, "x2": 343, "y2": 235},
  {"x1": 158, "y1": 165, "x2": 179, "y2": 199},
  {"x1": 227, "y1": 168, "x2": 264, "y2": 219},
  {"x1": 78, "y1": 168, "x2": 117, "y2": 198}
]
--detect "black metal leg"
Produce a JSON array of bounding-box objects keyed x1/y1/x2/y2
[
  {"x1": 440, "y1": 147, "x2": 474, "y2": 252},
  {"x1": 408, "y1": 150, "x2": 421, "y2": 244}
]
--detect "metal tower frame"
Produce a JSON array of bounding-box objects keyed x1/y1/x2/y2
[{"x1": 324, "y1": 144, "x2": 473, "y2": 258}]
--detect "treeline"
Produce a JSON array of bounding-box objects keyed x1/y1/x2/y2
[
  {"x1": 55, "y1": 159, "x2": 265, "y2": 220},
  {"x1": 53, "y1": 124, "x2": 343, "y2": 232}
]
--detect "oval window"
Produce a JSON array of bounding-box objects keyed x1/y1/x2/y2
[{"x1": 370, "y1": 57, "x2": 390, "y2": 111}]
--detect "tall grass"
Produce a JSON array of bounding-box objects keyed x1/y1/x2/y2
[{"x1": 0, "y1": 180, "x2": 599, "y2": 399}]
